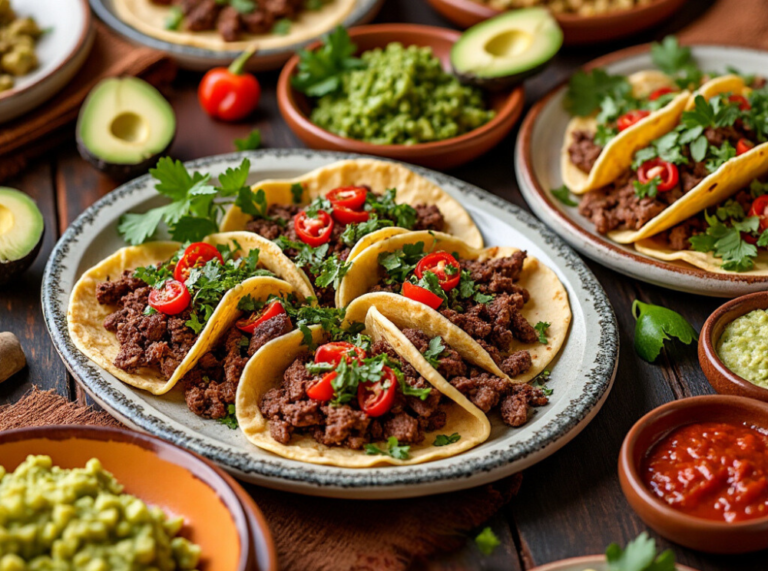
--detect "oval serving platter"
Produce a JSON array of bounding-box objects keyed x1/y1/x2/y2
[
  {"x1": 517, "y1": 45, "x2": 768, "y2": 298},
  {"x1": 43, "y1": 150, "x2": 618, "y2": 499}
]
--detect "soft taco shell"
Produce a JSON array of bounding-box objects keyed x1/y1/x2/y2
[
  {"x1": 235, "y1": 316, "x2": 491, "y2": 467},
  {"x1": 635, "y1": 236, "x2": 768, "y2": 275},
  {"x1": 112, "y1": 0, "x2": 355, "y2": 52},
  {"x1": 338, "y1": 231, "x2": 571, "y2": 383},
  {"x1": 67, "y1": 233, "x2": 311, "y2": 395},
  {"x1": 220, "y1": 158, "x2": 484, "y2": 250}
]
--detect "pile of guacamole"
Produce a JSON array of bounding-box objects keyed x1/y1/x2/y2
[
  {"x1": 717, "y1": 308, "x2": 768, "y2": 387},
  {"x1": 310, "y1": 43, "x2": 496, "y2": 145},
  {"x1": 0, "y1": 455, "x2": 201, "y2": 571}
]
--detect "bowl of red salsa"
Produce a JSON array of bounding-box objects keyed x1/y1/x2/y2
[{"x1": 619, "y1": 395, "x2": 768, "y2": 553}]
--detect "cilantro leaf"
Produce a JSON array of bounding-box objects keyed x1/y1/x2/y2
[
  {"x1": 689, "y1": 134, "x2": 708, "y2": 163},
  {"x1": 291, "y1": 26, "x2": 365, "y2": 97},
  {"x1": 185, "y1": 312, "x2": 204, "y2": 335},
  {"x1": 229, "y1": 0, "x2": 255, "y2": 13},
  {"x1": 705, "y1": 140, "x2": 736, "y2": 172},
  {"x1": 534, "y1": 321, "x2": 550, "y2": 344},
  {"x1": 170, "y1": 216, "x2": 219, "y2": 243},
  {"x1": 340, "y1": 216, "x2": 394, "y2": 247},
  {"x1": 594, "y1": 123, "x2": 619, "y2": 146},
  {"x1": 234, "y1": 129, "x2": 261, "y2": 151},
  {"x1": 217, "y1": 404, "x2": 239, "y2": 429},
  {"x1": 531, "y1": 369, "x2": 553, "y2": 396},
  {"x1": 314, "y1": 254, "x2": 352, "y2": 289},
  {"x1": 606, "y1": 532, "x2": 675, "y2": 571},
  {"x1": 236, "y1": 187, "x2": 269, "y2": 218},
  {"x1": 118, "y1": 208, "x2": 166, "y2": 246},
  {"x1": 272, "y1": 18, "x2": 291, "y2": 35},
  {"x1": 433, "y1": 433, "x2": 460, "y2": 446},
  {"x1": 551, "y1": 185, "x2": 578, "y2": 207},
  {"x1": 632, "y1": 300, "x2": 698, "y2": 363},
  {"x1": 364, "y1": 436, "x2": 410, "y2": 460},
  {"x1": 290, "y1": 183, "x2": 304, "y2": 204},
  {"x1": 474, "y1": 527, "x2": 501, "y2": 556},
  {"x1": 650, "y1": 36, "x2": 702, "y2": 90},
  {"x1": 366, "y1": 189, "x2": 417, "y2": 229},
  {"x1": 565, "y1": 69, "x2": 631, "y2": 117},
  {"x1": 165, "y1": 6, "x2": 183, "y2": 30},
  {"x1": 424, "y1": 336, "x2": 445, "y2": 369},
  {"x1": 758, "y1": 229, "x2": 768, "y2": 247},
  {"x1": 690, "y1": 210, "x2": 759, "y2": 271},
  {"x1": 633, "y1": 178, "x2": 659, "y2": 200}
]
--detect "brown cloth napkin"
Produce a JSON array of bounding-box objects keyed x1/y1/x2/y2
[
  {"x1": 0, "y1": 389, "x2": 522, "y2": 571},
  {"x1": 0, "y1": 22, "x2": 176, "y2": 183},
  {"x1": 679, "y1": 0, "x2": 768, "y2": 48}
]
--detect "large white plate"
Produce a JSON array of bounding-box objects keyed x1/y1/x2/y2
[
  {"x1": 43, "y1": 150, "x2": 618, "y2": 499},
  {"x1": 516, "y1": 45, "x2": 768, "y2": 298}
]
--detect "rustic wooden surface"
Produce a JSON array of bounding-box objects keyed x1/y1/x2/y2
[{"x1": 1, "y1": 0, "x2": 763, "y2": 568}]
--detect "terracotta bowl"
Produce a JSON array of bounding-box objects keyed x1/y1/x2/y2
[
  {"x1": 276, "y1": 24, "x2": 524, "y2": 170},
  {"x1": 699, "y1": 291, "x2": 768, "y2": 403},
  {"x1": 619, "y1": 395, "x2": 768, "y2": 554},
  {"x1": 531, "y1": 554, "x2": 698, "y2": 571},
  {"x1": 425, "y1": 0, "x2": 687, "y2": 45},
  {"x1": 0, "y1": 426, "x2": 270, "y2": 571}
]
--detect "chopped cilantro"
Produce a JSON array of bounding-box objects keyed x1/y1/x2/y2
[
  {"x1": 534, "y1": 321, "x2": 550, "y2": 344},
  {"x1": 229, "y1": 0, "x2": 255, "y2": 13},
  {"x1": 705, "y1": 140, "x2": 736, "y2": 172},
  {"x1": 423, "y1": 336, "x2": 445, "y2": 369},
  {"x1": 365, "y1": 188, "x2": 417, "y2": 229},
  {"x1": 340, "y1": 216, "x2": 394, "y2": 247},
  {"x1": 633, "y1": 178, "x2": 659, "y2": 200},
  {"x1": 689, "y1": 210, "x2": 760, "y2": 271},
  {"x1": 551, "y1": 185, "x2": 578, "y2": 207},
  {"x1": 291, "y1": 26, "x2": 366, "y2": 97},
  {"x1": 531, "y1": 370, "x2": 553, "y2": 396},
  {"x1": 364, "y1": 436, "x2": 410, "y2": 460},
  {"x1": 606, "y1": 532, "x2": 675, "y2": 571},
  {"x1": 433, "y1": 433, "x2": 461, "y2": 446},
  {"x1": 234, "y1": 129, "x2": 261, "y2": 151},
  {"x1": 290, "y1": 183, "x2": 304, "y2": 204},
  {"x1": 650, "y1": 36, "x2": 702, "y2": 89},
  {"x1": 164, "y1": 6, "x2": 183, "y2": 30},
  {"x1": 474, "y1": 527, "x2": 501, "y2": 556},
  {"x1": 143, "y1": 306, "x2": 158, "y2": 316},
  {"x1": 564, "y1": 68, "x2": 631, "y2": 117},
  {"x1": 594, "y1": 123, "x2": 619, "y2": 146},
  {"x1": 632, "y1": 300, "x2": 698, "y2": 363},
  {"x1": 185, "y1": 313, "x2": 204, "y2": 335},
  {"x1": 305, "y1": 0, "x2": 325, "y2": 8},
  {"x1": 378, "y1": 242, "x2": 426, "y2": 284},
  {"x1": 272, "y1": 18, "x2": 291, "y2": 35},
  {"x1": 217, "y1": 404, "x2": 239, "y2": 430}
]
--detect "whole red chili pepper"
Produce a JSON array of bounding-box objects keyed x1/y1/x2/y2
[{"x1": 198, "y1": 49, "x2": 261, "y2": 122}]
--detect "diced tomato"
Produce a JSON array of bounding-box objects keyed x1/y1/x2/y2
[
  {"x1": 617, "y1": 110, "x2": 651, "y2": 132},
  {"x1": 325, "y1": 186, "x2": 368, "y2": 210},
  {"x1": 749, "y1": 195, "x2": 768, "y2": 233},
  {"x1": 637, "y1": 158, "x2": 679, "y2": 192},
  {"x1": 294, "y1": 210, "x2": 334, "y2": 247},
  {"x1": 357, "y1": 366, "x2": 398, "y2": 417},
  {"x1": 402, "y1": 281, "x2": 443, "y2": 310},
  {"x1": 236, "y1": 300, "x2": 286, "y2": 334},
  {"x1": 729, "y1": 94, "x2": 751, "y2": 111},
  {"x1": 148, "y1": 279, "x2": 191, "y2": 315},
  {"x1": 174, "y1": 242, "x2": 223, "y2": 283},
  {"x1": 414, "y1": 251, "x2": 461, "y2": 292},
  {"x1": 649, "y1": 87, "x2": 676, "y2": 101},
  {"x1": 314, "y1": 341, "x2": 366, "y2": 367},
  {"x1": 332, "y1": 204, "x2": 370, "y2": 225},
  {"x1": 307, "y1": 371, "x2": 336, "y2": 401},
  {"x1": 737, "y1": 138, "x2": 755, "y2": 156}
]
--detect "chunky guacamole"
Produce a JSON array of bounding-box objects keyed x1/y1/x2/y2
[
  {"x1": 310, "y1": 42, "x2": 496, "y2": 145},
  {"x1": 0, "y1": 2, "x2": 42, "y2": 93},
  {"x1": 718, "y1": 309, "x2": 768, "y2": 387},
  {"x1": 0, "y1": 455, "x2": 201, "y2": 570}
]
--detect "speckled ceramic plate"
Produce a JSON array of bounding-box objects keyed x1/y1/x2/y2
[
  {"x1": 43, "y1": 150, "x2": 618, "y2": 499},
  {"x1": 516, "y1": 45, "x2": 768, "y2": 298}
]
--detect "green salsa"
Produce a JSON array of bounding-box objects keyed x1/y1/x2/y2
[
  {"x1": 310, "y1": 43, "x2": 496, "y2": 145},
  {"x1": 717, "y1": 309, "x2": 768, "y2": 387},
  {"x1": 0, "y1": 455, "x2": 201, "y2": 571}
]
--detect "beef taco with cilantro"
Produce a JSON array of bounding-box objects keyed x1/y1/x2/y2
[
  {"x1": 235, "y1": 308, "x2": 493, "y2": 467},
  {"x1": 220, "y1": 158, "x2": 483, "y2": 306},
  {"x1": 67, "y1": 231, "x2": 314, "y2": 396},
  {"x1": 336, "y1": 231, "x2": 571, "y2": 384},
  {"x1": 577, "y1": 75, "x2": 768, "y2": 244}
]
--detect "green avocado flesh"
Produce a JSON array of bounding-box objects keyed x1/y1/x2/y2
[
  {"x1": 0, "y1": 187, "x2": 43, "y2": 263},
  {"x1": 77, "y1": 77, "x2": 175, "y2": 166},
  {"x1": 450, "y1": 8, "x2": 562, "y2": 86}
]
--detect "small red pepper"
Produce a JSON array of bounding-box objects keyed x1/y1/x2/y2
[{"x1": 198, "y1": 49, "x2": 261, "y2": 122}]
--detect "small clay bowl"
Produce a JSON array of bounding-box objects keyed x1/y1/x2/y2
[
  {"x1": 277, "y1": 24, "x2": 524, "y2": 170},
  {"x1": 0, "y1": 426, "x2": 265, "y2": 571},
  {"x1": 531, "y1": 555, "x2": 698, "y2": 571},
  {"x1": 425, "y1": 0, "x2": 687, "y2": 45},
  {"x1": 699, "y1": 291, "x2": 768, "y2": 403},
  {"x1": 619, "y1": 395, "x2": 768, "y2": 554}
]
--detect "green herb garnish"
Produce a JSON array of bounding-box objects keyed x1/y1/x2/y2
[
  {"x1": 606, "y1": 532, "x2": 675, "y2": 571},
  {"x1": 234, "y1": 129, "x2": 261, "y2": 151},
  {"x1": 534, "y1": 321, "x2": 550, "y2": 344},
  {"x1": 364, "y1": 436, "x2": 410, "y2": 460},
  {"x1": 291, "y1": 26, "x2": 366, "y2": 97},
  {"x1": 474, "y1": 527, "x2": 501, "y2": 556},
  {"x1": 551, "y1": 185, "x2": 578, "y2": 207},
  {"x1": 433, "y1": 433, "x2": 461, "y2": 447},
  {"x1": 632, "y1": 300, "x2": 698, "y2": 363},
  {"x1": 217, "y1": 404, "x2": 239, "y2": 430}
]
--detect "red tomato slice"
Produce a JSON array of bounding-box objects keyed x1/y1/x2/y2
[
  {"x1": 402, "y1": 282, "x2": 443, "y2": 310},
  {"x1": 332, "y1": 204, "x2": 370, "y2": 225},
  {"x1": 637, "y1": 158, "x2": 679, "y2": 192},
  {"x1": 729, "y1": 94, "x2": 751, "y2": 111},
  {"x1": 737, "y1": 138, "x2": 755, "y2": 156},
  {"x1": 617, "y1": 110, "x2": 651, "y2": 132},
  {"x1": 148, "y1": 280, "x2": 191, "y2": 316},
  {"x1": 174, "y1": 242, "x2": 223, "y2": 283},
  {"x1": 236, "y1": 300, "x2": 287, "y2": 334},
  {"x1": 649, "y1": 87, "x2": 676, "y2": 101},
  {"x1": 325, "y1": 186, "x2": 368, "y2": 210},
  {"x1": 307, "y1": 371, "x2": 336, "y2": 401},
  {"x1": 749, "y1": 195, "x2": 768, "y2": 233},
  {"x1": 414, "y1": 251, "x2": 461, "y2": 291},
  {"x1": 294, "y1": 210, "x2": 334, "y2": 247},
  {"x1": 314, "y1": 341, "x2": 366, "y2": 367},
  {"x1": 357, "y1": 366, "x2": 398, "y2": 417}
]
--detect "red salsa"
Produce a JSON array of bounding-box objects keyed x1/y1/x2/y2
[{"x1": 642, "y1": 422, "x2": 768, "y2": 523}]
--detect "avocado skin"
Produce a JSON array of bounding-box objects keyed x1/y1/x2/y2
[
  {"x1": 76, "y1": 134, "x2": 175, "y2": 182},
  {"x1": 452, "y1": 59, "x2": 551, "y2": 91},
  {"x1": 0, "y1": 225, "x2": 43, "y2": 287}
]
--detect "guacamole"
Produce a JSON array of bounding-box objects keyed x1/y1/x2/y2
[
  {"x1": 0, "y1": 455, "x2": 201, "y2": 571},
  {"x1": 310, "y1": 42, "x2": 495, "y2": 145},
  {"x1": 717, "y1": 309, "x2": 768, "y2": 387}
]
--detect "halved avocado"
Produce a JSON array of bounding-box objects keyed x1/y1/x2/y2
[
  {"x1": 76, "y1": 77, "x2": 176, "y2": 180},
  {"x1": 0, "y1": 188, "x2": 44, "y2": 286},
  {"x1": 451, "y1": 8, "x2": 563, "y2": 90}
]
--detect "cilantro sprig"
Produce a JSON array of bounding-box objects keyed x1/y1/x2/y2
[
  {"x1": 650, "y1": 36, "x2": 702, "y2": 90},
  {"x1": 633, "y1": 300, "x2": 698, "y2": 363},
  {"x1": 565, "y1": 68, "x2": 632, "y2": 118},
  {"x1": 551, "y1": 185, "x2": 578, "y2": 207},
  {"x1": 234, "y1": 129, "x2": 261, "y2": 151},
  {"x1": 531, "y1": 369, "x2": 553, "y2": 396},
  {"x1": 274, "y1": 237, "x2": 351, "y2": 290},
  {"x1": 364, "y1": 436, "x2": 410, "y2": 460},
  {"x1": 606, "y1": 532, "x2": 675, "y2": 571},
  {"x1": 291, "y1": 26, "x2": 366, "y2": 97},
  {"x1": 423, "y1": 336, "x2": 446, "y2": 369},
  {"x1": 689, "y1": 208, "x2": 764, "y2": 272},
  {"x1": 474, "y1": 527, "x2": 501, "y2": 556},
  {"x1": 217, "y1": 404, "x2": 238, "y2": 429},
  {"x1": 433, "y1": 433, "x2": 460, "y2": 446}
]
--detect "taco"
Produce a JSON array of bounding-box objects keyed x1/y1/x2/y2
[
  {"x1": 635, "y1": 178, "x2": 768, "y2": 274},
  {"x1": 577, "y1": 75, "x2": 768, "y2": 244},
  {"x1": 112, "y1": 0, "x2": 355, "y2": 53},
  {"x1": 67, "y1": 232, "x2": 313, "y2": 396},
  {"x1": 336, "y1": 231, "x2": 571, "y2": 383},
  {"x1": 220, "y1": 158, "x2": 482, "y2": 306},
  {"x1": 235, "y1": 309, "x2": 492, "y2": 467}
]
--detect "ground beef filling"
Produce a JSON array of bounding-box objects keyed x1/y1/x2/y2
[
  {"x1": 96, "y1": 271, "x2": 199, "y2": 380},
  {"x1": 568, "y1": 130, "x2": 603, "y2": 174},
  {"x1": 182, "y1": 313, "x2": 293, "y2": 419}
]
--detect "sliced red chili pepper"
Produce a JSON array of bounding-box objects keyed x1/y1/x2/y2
[
  {"x1": 332, "y1": 204, "x2": 370, "y2": 225},
  {"x1": 402, "y1": 281, "x2": 443, "y2": 310},
  {"x1": 236, "y1": 300, "x2": 286, "y2": 334},
  {"x1": 749, "y1": 195, "x2": 768, "y2": 233},
  {"x1": 325, "y1": 186, "x2": 368, "y2": 210},
  {"x1": 174, "y1": 242, "x2": 223, "y2": 283},
  {"x1": 415, "y1": 251, "x2": 461, "y2": 292},
  {"x1": 649, "y1": 87, "x2": 676, "y2": 101},
  {"x1": 314, "y1": 341, "x2": 366, "y2": 367},
  {"x1": 357, "y1": 366, "x2": 398, "y2": 417},
  {"x1": 307, "y1": 371, "x2": 336, "y2": 401},
  {"x1": 148, "y1": 279, "x2": 191, "y2": 316},
  {"x1": 729, "y1": 94, "x2": 751, "y2": 111},
  {"x1": 617, "y1": 110, "x2": 651, "y2": 132},
  {"x1": 737, "y1": 138, "x2": 755, "y2": 156},
  {"x1": 294, "y1": 210, "x2": 334, "y2": 247},
  {"x1": 637, "y1": 158, "x2": 679, "y2": 193}
]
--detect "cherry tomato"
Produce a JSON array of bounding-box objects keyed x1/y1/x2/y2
[
  {"x1": 637, "y1": 158, "x2": 679, "y2": 193},
  {"x1": 332, "y1": 204, "x2": 370, "y2": 225},
  {"x1": 236, "y1": 300, "x2": 286, "y2": 334},
  {"x1": 415, "y1": 251, "x2": 461, "y2": 292},
  {"x1": 325, "y1": 186, "x2": 368, "y2": 210},
  {"x1": 729, "y1": 94, "x2": 751, "y2": 111},
  {"x1": 402, "y1": 281, "x2": 443, "y2": 310},
  {"x1": 617, "y1": 110, "x2": 651, "y2": 132},
  {"x1": 148, "y1": 280, "x2": 191, "y2": 315},
  {"x1": 357, "y1": 366, "x2": 398, "y2": 417},
  {"x1": 198, "y1": 49, "x2": 261, "y2": 122},
  {"x1": 737, "y1": 138, "x2": 755, "y2": 156},
  {"x1": 314, "y1": 341, "x2": 366, "y2": 367},
  {"x1": 749, "y1": 195, "x2": 768, "y2": 233},
  {"x1": 307, "y1": 371, "x2": 336, "y2": 401},
  {"x1": 174, "y1": 242, "x2": 223, "y2": 283},
  {"x1": 294, "y1": 210, "x2": 334, "y2": 247},
  {"x1": 649, "y1": 87, "x2": 676, "y2": 101}
]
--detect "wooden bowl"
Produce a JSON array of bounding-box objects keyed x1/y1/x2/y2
[
  {"x1": 425, "y1": 0, "x2": 688, "y2": 45},
  {"x1": 276, "y1": 24, "x2": 524, "y2": 170},
  {"x1": 699, "y1": 292, "x2": 768, "y2": 403},
  {"x1": 531, "y1": 555, "x2": 698, "y2": 571},
  {"x1": 0, "y1": 426, "x2": 266, "y2": 571},
  {"x1": 619, "y1": 395, "x2": 768, "y2": 554}
]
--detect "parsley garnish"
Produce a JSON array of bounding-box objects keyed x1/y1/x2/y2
[
  {"x1": 306, "y1": 352, "x2": 396, "y2": 406},
  {"x1": 272, "y1": 18, "x2": 291, "y2": 35},
  {"x1": 142, "y1": 306, "x2": 158, "y2": 316},
  {"x1": 290, "y1": 183, "x2": 304, "y2": 204},
  {"x1": 633, "y1": 178, "x2": 659, "y2": 199},
  {"x1": 689, "y1": 210, "x2": 760, "y2": 271},
  {"x1": 433, "y1": 433, "x2": 460, "y2": 446},
  {"x1": 606, "y1": 532, "x2": 675, "y2": 571},
  {"x1": 551, "y1": 185, "x2": 578, "y2": 207},
  {"x1": 365, "y1": 188, "x2": 418, "y2": 229},
  {"x1": 565, "y1": 69, "x2": 631, "y2": 117},
  {"x1": 534, "y1": 322, "x2": 550, "y2": 344},
  {"x1": 531, "y1": 369, "x2": 553, "y2": 396},
  {"x1": 217, "y1": 404, "x2": 239, "y2": 430},
  {"x1": 633, "y1": 300, "x2": 698, "y2": 363},
  {"x1": 424, "y1": 336, "x2": 445, "y2": 369},
  {"x1": 291, "y1": 26, "x2": 366, "y2": 97},
  {"x1": 705, "y1": 140, "x2": 736, "y2": 172},
  {"x1": 275, "y1": 237, "x2": 351, "y2": 290},
  {"x1": 234, "y1": 129, "x2": 261, "y2": 151},
  {"x1": 364, "y1": 436, "x2": 410, "y2": 460},
  {"x1": 650, "y1": 36, "x2": 702, "y2": 90},
  {"x1": 340, "y1": 216, "x2": 395, "y2": 247},
  {"x1": 379, "y1": 242, "x2": 426, "y2": 284},
  {"x1": 164, "y1": 6, "x2": 183, "y2": 30},
  {"x1": 474, "y1": 527, "x2": 501, "y2": 556},
  {"x1": 229, "y1": 0, "x2": 255, "y2": 13}
]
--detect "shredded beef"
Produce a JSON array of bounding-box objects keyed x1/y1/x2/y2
[{"x1": 568, "y1": 130, "x2": 603, "y2": 174}]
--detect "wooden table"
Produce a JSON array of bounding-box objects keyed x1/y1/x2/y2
[{"x1": 2, "y1": 0, "x2": 762, "y2": 569}]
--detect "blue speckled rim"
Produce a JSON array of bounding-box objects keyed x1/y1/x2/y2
[
  {"x1": 90, "y1": 0, "x2": 384, "y2": 61},
  {"x1": 42, "y1": 149, "x2": 619, "y2": 491}
]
